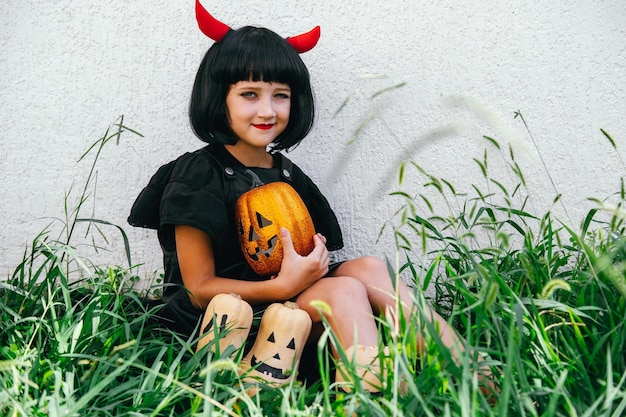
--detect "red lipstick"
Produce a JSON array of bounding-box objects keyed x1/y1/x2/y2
[{"x1": 253, "y1": 124, "x2": 273, "y2": 130}]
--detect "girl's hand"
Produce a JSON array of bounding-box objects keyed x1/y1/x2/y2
[{"x1": 272, "y1": 227, "x2": 329, "y2": 298}]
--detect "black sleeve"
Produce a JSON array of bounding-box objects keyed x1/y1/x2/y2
[
  {"x1": 128, "y1": 148, "x2": 232, "y2": 255},
  {"x1": 159, "y1": 151, "x2": 231, "y2": 255},
  {"x1": 128, "y1": 160, "x2": 177, "y2": 230}
]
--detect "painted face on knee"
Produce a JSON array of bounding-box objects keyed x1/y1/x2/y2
[
  {"x1": 244, "y1": 302, "x2": 312, "y2": 384},
  {"x1": 249, "y1": 330, "x2": 298, "y2": 380}
]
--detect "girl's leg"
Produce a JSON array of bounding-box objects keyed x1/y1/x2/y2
[
  {"x1": 295, "y1": 276, "x2": 378, "y2": 351},
  {"x1": 330, "y1": 256, "x2": 463, "y2": 357},
  {"x1": 324, "y1": 257, "x2": 496, "y2": 394},
  {"x1": 296, "y1": 275, "x2": 386, "y2": 392}
]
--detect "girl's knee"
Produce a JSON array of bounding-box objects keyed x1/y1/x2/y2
[
  {"x1": 327, "y1": 276, "x2": 369, "y2": 302},
  {"x1": 360, "y1": 256, "x2": 387, "y2": 271},
  {"x1": 301, "y1": 277, "x2": 369, "y2": 310},
  {"x1": 341, "y1": 256, "x2": 387, "y2": 274},
  {"x1": 297, "y1": 277, "x2": 372, "y2": 324}
]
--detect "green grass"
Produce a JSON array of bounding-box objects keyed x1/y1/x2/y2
[{"x1": 1, "y1": 116, "x2": 625, "y2": 416}]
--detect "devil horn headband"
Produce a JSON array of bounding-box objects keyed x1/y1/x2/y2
[{"x1": 195, "y1": 0, "x2": 321, "y2": 53}]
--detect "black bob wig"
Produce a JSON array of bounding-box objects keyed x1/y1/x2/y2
[{"x1": 189, "y1": 26, "x2": 315, "y2": 152}]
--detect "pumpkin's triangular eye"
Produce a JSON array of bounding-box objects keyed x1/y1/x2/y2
[
  {"x1": 267, "y1": 332, "x2": 276, "y2": 343},
  {"x1": 256, "y1": 212, "x2": 273, "y2": 228},
  {"x1": 287, "y1": 338, "x2": 296, "y2": 350}
]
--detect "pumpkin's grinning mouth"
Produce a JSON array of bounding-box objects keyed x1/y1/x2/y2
[
  {"x1": 247, "y1": 235, "x2": 279, "y2": 261},
  {"x1": 250, "y1": 355, "x2": 290, "y2": 380}
]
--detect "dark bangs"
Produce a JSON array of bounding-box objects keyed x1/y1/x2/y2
[
  {"x1": 216, "y1": 27, "x2": 309, "y2": 90},
  {"x1": 190, "y1": 26, "x2": 315, "y2": 151}
]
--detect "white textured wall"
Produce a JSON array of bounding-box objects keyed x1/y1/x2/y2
[{"x1": 2, "y1": 1, "x2": 625, "y2": 285}]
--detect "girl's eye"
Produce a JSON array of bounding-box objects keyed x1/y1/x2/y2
[
  {"x1": 275, "y1": 93, "x2": 290, "y2": 99},
  {"x1": 241, "y1": 92, "x2": 257, "y2": 98}
]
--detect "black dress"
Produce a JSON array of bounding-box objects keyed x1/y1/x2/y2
[{"x1": 128, "y1": 143, "x2": 343, "y2": 336}]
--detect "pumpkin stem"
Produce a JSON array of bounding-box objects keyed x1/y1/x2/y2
[
  {"x1": 284, "y1": 301, "x2": 299, "y2": 309},
  {"x1": 244, "y1": 169, "x2": 265, "y2": 188}
]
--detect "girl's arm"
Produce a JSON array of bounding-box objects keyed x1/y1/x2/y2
[{"x1": 175, "y1": 225, "x2": 329, "y2": 308}]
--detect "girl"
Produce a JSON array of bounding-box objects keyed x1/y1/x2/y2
[{"x1": 129, "y1": 1, "x2": 476, "y2": 392}]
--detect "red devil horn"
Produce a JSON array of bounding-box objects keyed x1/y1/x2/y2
[
  {"x1": 195, "y1": 0, "x2": 232, "y2": 42},
  {"x1": 286, "y1": 26, "x2": 321, "y2": 53}
]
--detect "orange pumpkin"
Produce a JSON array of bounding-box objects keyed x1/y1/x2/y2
[
  {"x1": 196, "y1": 293, "x2": 253, "y2": 355},
  {"x1": 240, "y1": 301, "x2": 312, "y2": 387},
  {"x1": 235, "y1": 181, "x2": 315, "y2": 276}
]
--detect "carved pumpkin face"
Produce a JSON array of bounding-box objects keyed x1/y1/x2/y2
[
  {"x1": 241, "y1": 301, "x2": 312, "y2": 386},
  {"x1": 235, "y1": 182, "x2": 315, "y2": 276},
  {"x1": 196, "y1": 293, "x2": 253, "y2": 355}
]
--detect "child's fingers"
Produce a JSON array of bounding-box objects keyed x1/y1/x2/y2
[
  {"x1": 281, "y1": 228, "x2": 328, "y2": 271},
  {"x1": 311, "y1": 233, "x2": 328, "y2": 254},
  {"x1": 311, "y1": 234, "x2": 330, "y2": 267},
  {"x1": 280, "y1": 227, "x2": 296, "y2": 255}
]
